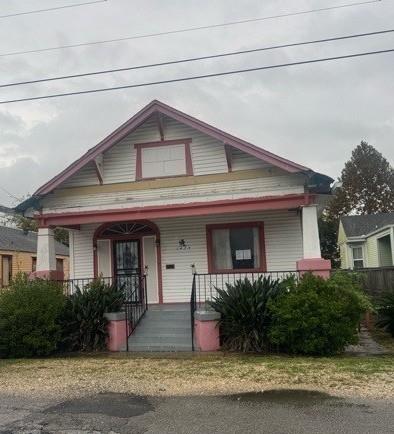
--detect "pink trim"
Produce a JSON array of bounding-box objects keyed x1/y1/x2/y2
[
  {"x1": 94, "y1": 163, "x2": 103, "y2": 185},
  {"x1": 225, "y1": 145, "x2": 232, "y2": 172},
  {"x1": 38, "y1": 194, "x2": 313, "y2": 227},
  {"x1": 206, "y1": 221, "x2": 266, "y2": 273},
  {"x1": 296, "y1": 258, "x2": 331, "y2": 279},
  {"x1": 34, "y1": 100, "x2": 309, "y2": 195},
  {"x1": 156, "y1": 112, "x2": 164, "y2": 141},
  {"x1": 135, "y1": 138, "x2": 193, "y2": 181}
]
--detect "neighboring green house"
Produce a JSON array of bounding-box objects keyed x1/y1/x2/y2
[{"x1": 338, "y1": 213, "x2": 394, "y2": 269}]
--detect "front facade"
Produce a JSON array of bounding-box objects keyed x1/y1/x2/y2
[
  {"x1": 0, "y1": 226, "x2": 69, "y2": 287},
  {"x1": 339, "y1": 214, "x2": 394, "y2": 269},
  {"x1": 18, "y1": 100, "x2": 332, "y2": 303}
]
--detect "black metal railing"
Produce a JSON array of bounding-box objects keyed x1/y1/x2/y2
[
  {"x1": 55, "y1": 274, "x2": 148, "y2": 350},
  {"x1": 57, "y1": 275, "x2": 145, "y2": 300},
  {"x1": 189, "y1": 270, "x2": 301, "y2": 351},
  {"x1": 192, "y1": 270, "x2": 301, "y2": 306},
  {"x1": 125, "y1": 274, "x2": 148, "y2": 351},
  {"x1": 190, "y1": 274, "x2": 197, "y2": 351}
]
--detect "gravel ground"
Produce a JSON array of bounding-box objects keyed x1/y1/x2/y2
[{"x1": 0, "y1": 353, "x2": 393, "y2": 401}]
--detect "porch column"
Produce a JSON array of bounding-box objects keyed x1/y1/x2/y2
[
  {"x1": 296, "y1": 205, "x2": 331, "y2": 278},
  {"x1": 34, "y1": 227, "x2": 61, "y2": 279}
]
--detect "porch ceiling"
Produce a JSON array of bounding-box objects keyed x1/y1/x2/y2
[{"x1": 38, "y1": 193, "x2": 312, "y2": 227}]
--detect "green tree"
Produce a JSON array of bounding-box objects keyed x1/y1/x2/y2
[
  {"x1": 320, "y1": 141, "x2": 394, "y2": 264},
  {"x1": 328, "y1": 141, "x2": 394, "y2": 219}
]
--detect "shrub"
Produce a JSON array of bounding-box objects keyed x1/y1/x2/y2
[
  {"x1": 209, "y1": 276, "x2": 284, "y2": 352},
  {"x1": 0, "y1": 274, "x2": 66, "y2": 358},
  {"x1": 60, "y1": 279, "x2": 125, "y2": 352},
  {"x1": 268, "y1": 272, "x2": 371, "y2": 355},
  {"x1": 375, "y1": 288, "x2": 394, "y2": 337}
]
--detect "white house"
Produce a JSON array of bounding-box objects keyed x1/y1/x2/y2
[{"x1": 17, "y1": 100, "x2": 333, "y2": 301}]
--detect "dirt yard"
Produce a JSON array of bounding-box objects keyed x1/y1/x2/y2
[{"x1": 0, "y1": 353, "x2": 393, "y2": 400}]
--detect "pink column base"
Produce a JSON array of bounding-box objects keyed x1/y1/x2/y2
[
  {"x1": 296, "y1": 258, "x2": 331, "y2": 279},
  {"x1": 105, "y1": 313, "x2": 127, "y2": 352},
  {"x1": 194, "y1": 311, "x2": 221, "y2": 351},
  {"x1": 30, "y1": 270, "x2": 64, "y2": 280}
]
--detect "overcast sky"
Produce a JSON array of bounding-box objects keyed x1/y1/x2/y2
[{"x1": 0, "y1": 0, "x2": 393, "y2": 207}]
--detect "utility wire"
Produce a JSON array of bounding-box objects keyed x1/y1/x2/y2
[
  {"x1": 0, "y1": 0, "x2": 382, "y2": 57},
  {"x1": 1, "y1": 48, "x2": 393, "y2": 105},
  {"x1": 1, "y1": 28, "x2": 392, "y2": 89},
  {"x1": 0, "y1": 0, "x2": 108, "y2": 19}
]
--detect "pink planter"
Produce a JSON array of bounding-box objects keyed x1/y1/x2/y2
[
  {"x1": 104, "y1": 312, "x2": 127, "y2": 352},
  {"x1": 194, "y1": 310, "x2": 221, "y2": 351},
  {"x1": 296, "y1": 258, "x2": 331, "y2": 279}
]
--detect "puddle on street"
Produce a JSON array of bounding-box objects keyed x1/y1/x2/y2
[
  {"x1": 45, "y1": 392, "x2": 154, "y2": 418},
  {"x1": 226, "y1": 389, "x2": 355, "y2": 408}
]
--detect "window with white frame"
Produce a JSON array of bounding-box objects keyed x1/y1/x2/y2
[
  {"x1": 141, "y1": 144, "x2": 187, "y2": 178},
  {"x1": 351, "y1": 245, "x2": 364, "y2": 269}
]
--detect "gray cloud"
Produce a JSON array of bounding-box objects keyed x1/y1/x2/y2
[{"x1": 0, "y1": 0, "x2": 393, "y2": 206}]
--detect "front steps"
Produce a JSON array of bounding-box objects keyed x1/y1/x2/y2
[{"x1": 127, "y1": 304, "x2": 193, "y2": 352}]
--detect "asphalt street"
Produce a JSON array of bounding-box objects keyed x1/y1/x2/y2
[{"x1": 1, "y1": 389, "x2": 393, "y2": 433}]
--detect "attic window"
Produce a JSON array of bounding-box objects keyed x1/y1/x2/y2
[{"x1": 135, "y1": 139, "x2": 193, "y2": 180}]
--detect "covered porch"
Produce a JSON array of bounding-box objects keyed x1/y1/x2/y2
[{"x1": 35, "y1": 194, "x2": 329, "y2": 298}]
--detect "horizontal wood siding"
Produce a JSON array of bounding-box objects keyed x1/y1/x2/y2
[
  {"x1": 162, "y1": 116, "x2": 228, "y2": 175},
  {"x1": 66, "y1": 210, "x2": 302, "y2": 302},
  {"x1": 41, "y1": 173, "x2": 305, "y2": 211},
  {"x1": 61, "y1": 162, "x2": 99, "y2": 187},
  {"x1": 230, "y1": 147, "x2": 271, "y2": 171},
  {"x1": 70, "y1": 224, "x2": 98, "y2": 279},
  {"x1": 155, "y1": 210, "x2": 302, "y2": 303},
  {"x1": 103, "y1": 118, "x2": 159, "y2": 184},
  {"x1": 0, "y1": 250, "x2": 69, "y2": 283},
  {"x1": 366, "y1": 236, "x2": 379, "y2": 267}
]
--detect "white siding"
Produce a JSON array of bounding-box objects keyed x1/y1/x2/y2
[
  {"x1": 155, "y1": 210, "x2": 302, "y2": 303},
  {"x1": 230, "y1": 147, "x2": 271, "y2": 171},
  {"x1": 62, "y1": 162, "x2": 99, "y2": 187},
  {"x1": 42, "y1": 173, "x2": 305, "y2": 212},
  {"x1": 103, "y1": 118, "x2": 159, "y2": 184},
  {"x1": 58, "y1": 115, "x2": 229, "y2": 189},
  {"x1": 162, "y1": 116, "x2": 228, "y2": 175},
  {"x1": 71, "y1": 223, "x2": 98, "y2": 279},
  {"x1": 67, "y1": 211, "x2": 302, "y2": 302}
]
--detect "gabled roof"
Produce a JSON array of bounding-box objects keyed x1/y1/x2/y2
[
  {"x1": 33, "y1": 100, "x2": 311, "y2": 196},
  {"x1": 0, "y1": 225, "x2": 69, "y2": 256},
  {"x1": 341, "y1": 213, "x2": 394, "y2": 238}
]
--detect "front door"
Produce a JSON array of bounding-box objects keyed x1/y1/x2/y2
[{"x1": 114, "y1": 240, "x2": 141, "y2": 301}]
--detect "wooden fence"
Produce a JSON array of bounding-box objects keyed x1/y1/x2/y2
[{"x1": 354, "y1": 267, "x2": 394, "y2": 297}]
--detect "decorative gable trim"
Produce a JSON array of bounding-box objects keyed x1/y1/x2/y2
[{"x1": 33, "y1": 100, "x2": 310, "y2": 196}]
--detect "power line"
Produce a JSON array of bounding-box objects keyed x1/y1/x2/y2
[
  {"x1": 1, "y1": 48, "x2": 393, "y2": 105},
  {"x1": 1, "y1": 28, "x2": 393, "y2": 89},
  {"x1": 0, "y1": 0, "x2": 108, "y2": 19},
  {"x1": 0, "y1": 0, "x2": 382, "y2": 57}
]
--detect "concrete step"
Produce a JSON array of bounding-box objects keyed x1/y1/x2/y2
[
  {"x1": 127, "y1": 344, "x2": 193, "y2": 352},
  {"x1": 133, "y1": 329, "x2": 192, "y2": 338},
  {"x1": 143, "y1": 311, "x2": 191, "y2": 320},
  {"x1": 129, "y1": 335, "x2": 191, "y2": 344},
  {"x1": 127, "y1": 304, "x2": 193, "y2": 352}
]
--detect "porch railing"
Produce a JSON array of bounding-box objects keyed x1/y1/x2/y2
[
  {"x1": 192, "y1": 270, "x2": 301, "y2": 306},
  {"x1": 190, "y1": 270, "x2": 301, "y2": 350},
  {"x1": 55, "y1": 274, "x2": 148, "y2": 350}
]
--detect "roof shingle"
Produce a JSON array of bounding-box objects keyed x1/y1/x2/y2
[
  {"x1": 341, "y1": 213, "x2": 394, "y2": 237},
  {"x1": 0, "y1": 226, "x2": 69, "y2": 256}
]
